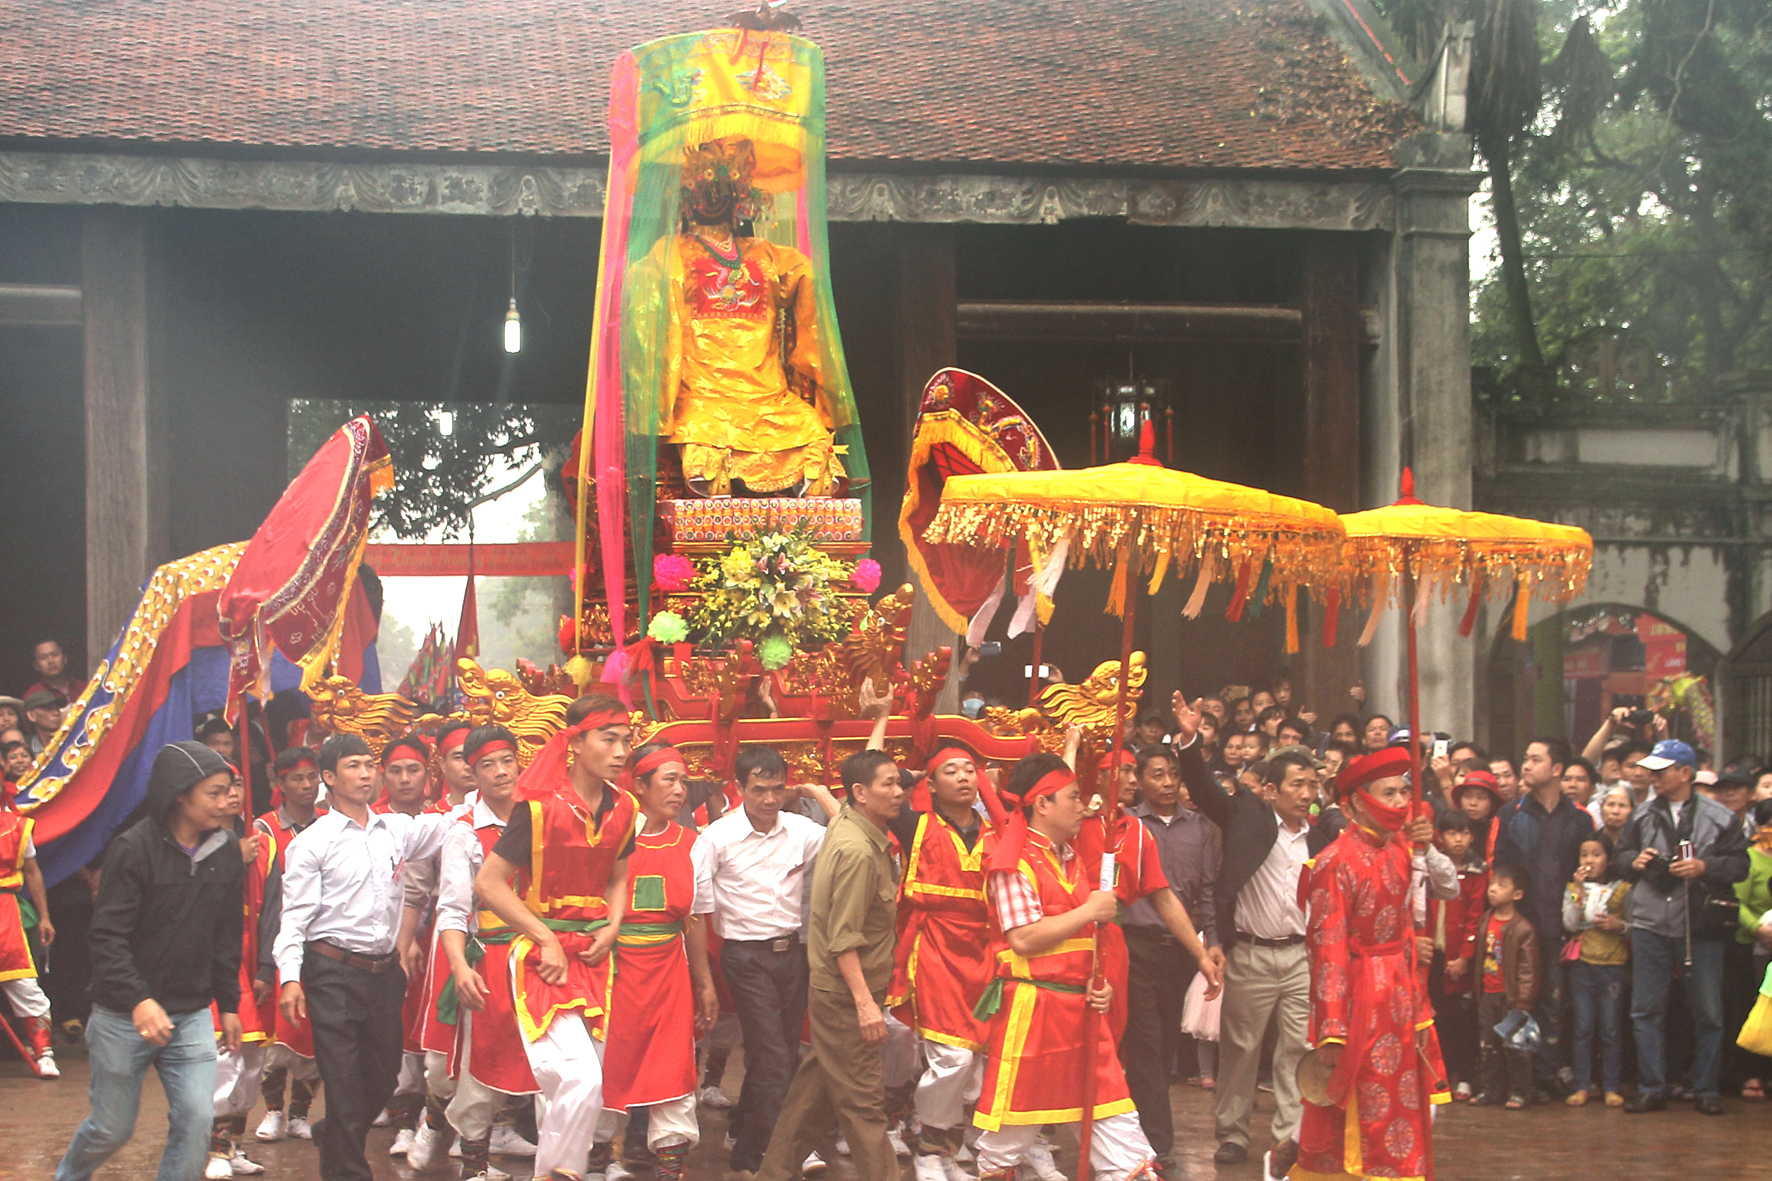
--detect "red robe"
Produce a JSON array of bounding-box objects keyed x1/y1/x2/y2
[
  {"x1": 1295, "y1": 825, "x2": 1449, "y2": 1181},
  {"x1": 973, "y1": 828, "x2": 1136, "y2": 1132},
  {"x1": 508, "y1": 781, "x2": 638, "y2": 1042},
  {"x1": 602, "y1": 822, "x2": 699, "y2": 1110},
  {"x1": 215, "y1": 828, "x2": 276, "y2": 1040},
  {"x1": 456, "y1": 813, "x2": 538, "y2": 1095},
  {"x1": 1425, "y1": 868, "x2": 1485, "y2": 995},
  {"x1": 887, "y1": 809, "x2": 992, "y2": 1050},
  {"x1": 258, "y1": 809, "x2": 315, "y2": 1058},
  {"x1": 0, "y1": 812, "x2": 37, "y2": 984}
]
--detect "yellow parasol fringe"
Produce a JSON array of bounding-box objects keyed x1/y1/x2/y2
[
  {"x1": 1358, "y1": 572, "x2": 1390, "y2": 648},
  {"x1": 1107, "y1": 548, "x2": 1131, "y2": 618},
  {"x1": 1285, "y1": 585, "x2": 1300, "y2": 655},
  {"x1": 1512, "y1": 572, "x2": 1532, "y2": 641},
  {"x1": 1182, "y1": 551, "x2": 1216, "y2": 619},
  {"x1": 1147, "y1": 544, "x2": 1172, "y2": 597}
]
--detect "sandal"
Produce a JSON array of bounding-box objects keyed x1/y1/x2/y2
[
  {"x1": 1504, "y1": 1094, "x2": 1527, "y2": 1110},
  {"x1": 1743, "y1": 1079, "x2": 1765, "y2": 1100},
  {"x1": 1604, "y1": 1092, "x2": 1625, "y2": 1107},
  {"x1": 1565, "y1": 1091, "x2": 1588, "y2": 1107}
]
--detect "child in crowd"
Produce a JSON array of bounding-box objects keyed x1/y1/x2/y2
[
  {"x1": 1475, "y1": 863, "x2": 1539, "y2": 1109},
  {"x1": 1562, "y1": 832, "x2": 1631, "y2": 1107},
  {"x1": 1427, "y1": 812, "x2": 1486, "y2": 1100}
]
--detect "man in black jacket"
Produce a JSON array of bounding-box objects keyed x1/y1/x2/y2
[
  {"x1": 1171, "y1": 695, "x2": 1333, "y2": 1173},
  {"x1": 56, "y1": 741, "x2": 245, "y2": 1181}
]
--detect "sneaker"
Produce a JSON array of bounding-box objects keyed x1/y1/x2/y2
[
  {"x1": 834, "y1": 1135, "x2": 850, "y2": 1156},
  {"x1": 1695, "y1": 1094, "x2": 1726, "y2": 1116},
  {"x1": 1023, "y1": 1138, "x2": 1065, "y2": 1181},
  {"x1": 375, "y1": 1108, "x2": 393, "y2": 1128},
  {"x1": 288, "y1": 1116, "x2": 314, "y2": 1140},
  {"x1": 391, "y1": 1127, "x2": 417, "y2": 1156},
  {"x1": 888, "y1": 1129, "x2": 911, "y2": 1158},
  {"x1": 1264, "y1": 1139, "x2": 1298, "y2": 1181},
  {"x1": 35, "y1": 1050, "x2": 59, "y2": 1079},
  {"x1": 941, "y1": 1155, "x2": 973, "y2": 1181},
  {"x1": 255, "y1": 1112, "x2": 286, "y2": 1142},
  {"x1": 699, "y1": 1085, "x2": 735, "y2": 1109},
  {"x1": 486, "y1": 1168, "x2": 512, "y2": 1181},
  {"x1": 449, "y1": 1135, "x2": 463, "y2": 1158},
  {"x1": 206, "y1": 1154, "x2": 236, "y2": 1180},
  {"x1": 230, "y1": 1149, "x2": 267, "y2": 1176},
  {"x1": 1453, "y1": 1081, "x2": 1473, "y2": 1102},
  {"x1": 914, "y1": 1154, "x2": 947, "y2": 1181},
  {"x1": 607, "y1": 1162, "x2": 633, "y2": 1181},
  {"x1": 1211, "y1": 1143, "x2": 1248, "y2": 1165},
  {"x1": 490, "y1": 1125, "x2": 538, "y2": 1157},
  {"x1": 803, "y1": 1152, "x2": 828, "y2": 1176},
  {"x1": 407, "y1": 1122, "x2": 446, "y2": 1171}
]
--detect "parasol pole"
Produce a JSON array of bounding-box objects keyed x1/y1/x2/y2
[
  {"x1": 1028, "y1": 620, "x2": 1045, "y2": 708},
  {"x1": 1404, "y1": 544, "x2": 1424, "y2": 808}
]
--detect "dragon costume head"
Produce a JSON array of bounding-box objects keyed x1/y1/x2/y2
[{"x1": 682, "y1": 137, "x2": 759, "y2": 227}]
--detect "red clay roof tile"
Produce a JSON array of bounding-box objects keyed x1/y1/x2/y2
[{"x1": 0, "y1": 0, "x2": 1416, "y2": 171}]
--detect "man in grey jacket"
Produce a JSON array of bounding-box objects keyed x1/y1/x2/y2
[{"x1": 1612, "y1": 740, "x2": 1749, "y2": 1115}]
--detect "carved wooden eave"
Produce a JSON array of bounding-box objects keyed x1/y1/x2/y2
[{"x1": 0, "y1": 149, "x2": 1399, "y2": 231}]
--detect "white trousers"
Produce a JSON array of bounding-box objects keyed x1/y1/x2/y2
[
  {"x1": 523, "y1": 1012, "x2": 606, "y2": 1178},
  {"x1": 393, "y1": 1049, "x2": 427, "y2": 1097},
  {"x1": 974, "y1": 1112, "x2": 1153, "y2": 1181},
  {"x1": 881, "y1": 1013, "x2": 919, "y2": 1089},
  {"x1": 594, "y1": 1092, "x2": 700, "y2": 1151},
  {"x1": 214, "y1": 1043, "x2": 267, "y2": 1117},
  {"x1": 423, "y1": 1048, "x2": 457, "y2": 1104},
  {"x1": 915, "y1": 1041, "x2": 982, "y2": 1132},
  {"x1": 1, "y1": 975, "x2": 50, "y2": 1018},
  {"x1": 448, "y1": 1011, "x2": 520, "y2": 1141}
]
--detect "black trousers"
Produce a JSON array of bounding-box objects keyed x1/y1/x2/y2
[
  {"x1": 721, "y1": 938, "x2": 810, "y2": 1172},
  {"x1": 1428, "y1": 950, "x2": 1478, "y2": 1088},
  {"x1": 303, "y1": 948, "x2": 407, "y2": 1181},
  {"x1": 1120, "y1": 930, "x2": 1195, "y2": 1157}
]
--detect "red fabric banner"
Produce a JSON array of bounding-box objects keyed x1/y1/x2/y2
[{"x1": 364, "y1": 542, "x2": 577, "y2": 579}]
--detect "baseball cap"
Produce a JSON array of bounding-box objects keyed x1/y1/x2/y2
[
  {"x1": 1637, "y1": 739, "x2": 1696, "y2": 772},
  {"x1": 21, "y1": 689, "x2": 67, "y2": 711}
]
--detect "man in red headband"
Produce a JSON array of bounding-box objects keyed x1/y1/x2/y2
[
  {"x1": 254, "y1": 746, "x2": 324, "y2": 1143},
  {"x1": 433, "y1": 725, "x2": 534, "y2": 1181},
  {"x1": 885, "y1": 743, "x2": 995, "y2": 1181},
  {"x1": 375, "y1": 735, "x2": 438, "y2": 1153},
  {"x1": 1292, "y1": 747, "x2": 1448, "y2": 1181},
  {"x1": 971, "y1": 753, "x2": 1157, "y2": 1181},
  {"x1": 475, "y1": 695, "x2": 638, "y2": 1181}
]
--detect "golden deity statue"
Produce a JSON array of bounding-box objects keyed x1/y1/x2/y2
[{"x1": 663, "y1": 138, "x2": 842, "y2": 498}]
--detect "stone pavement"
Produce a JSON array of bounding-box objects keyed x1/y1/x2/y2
[{"x1": 4, "y1": 1047, "x2": 1766, "y2": 1181}]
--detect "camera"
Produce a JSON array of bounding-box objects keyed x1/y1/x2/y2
[{"x1": 1626, "y1": 709, "x2": 1656, "y2": 727}]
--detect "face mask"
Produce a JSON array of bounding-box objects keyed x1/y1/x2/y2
[
  {"x1": 961, "y1": 698, "x2": 985, "y2": 720},
  {"x1": 1358, "y1": 789, "x2": 1411, "y2": 833}
]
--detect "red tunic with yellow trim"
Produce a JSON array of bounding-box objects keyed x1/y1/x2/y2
[
  {"x1": 458, "y1": 814, "x2": 539, "y2": 1095},
  {"x1": 507, "y1": 781, "x2": 639, "y2": 1042},
  {"x1": 603, "y1": 821, "x2": 699, "y2": 1110},
  {"x1": 887, "y1": 809, "x2": 992, "y2": 1050},
  {"x1": 0, "y1": 812, "x2": 39, "y2": 983},
  {"x1": 212, "y1": 828, "x2": 276, "y2": 1040},
  {"x1": 258, "y1": 809, "x2": 316, "y2": 1058},
  {"x1": 1295, "y1": 824, "x2": 1448, "y2": 1181},
  {"x1": 416, "y1": 799, "x2": 476, "y2": 1058},
  {"x1": 973, "y1": 827, "x2": 1135, "y2": 1131},
  {"x1": 374, "y1": 801, "x2": 439, "y2": 1054}
]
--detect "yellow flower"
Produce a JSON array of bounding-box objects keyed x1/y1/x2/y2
[{"x1": 721, "y1": 547, "x2": 755, "y2": 581}]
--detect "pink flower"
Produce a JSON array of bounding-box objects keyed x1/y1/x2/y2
[
  {"x1": 653, "y1": 553, "x2": 695, "y2": 592},
  {"x1": 852, "y1": 558, "x2": 882, "y2": 593}
]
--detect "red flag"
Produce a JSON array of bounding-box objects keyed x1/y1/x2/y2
[
  {"x1": 218, "y1": 416, "x2": 392, "y2": 718},
  {"x1": 453, "y1": 541, "x2": 479, "y2": 664}
]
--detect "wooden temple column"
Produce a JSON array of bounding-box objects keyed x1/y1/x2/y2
[
  {"x1": 1296, "y1": 233, "x2": 1364, "y2": 720},
  {"x1": 894, "y1": 225, "x2": 962, "y2": 711},
  {"x1": 83, "y1": 207, "x2": 168, "y2": 667}
]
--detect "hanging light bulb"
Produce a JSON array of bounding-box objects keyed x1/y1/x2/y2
[
  {"x1": 438, "y1": 410, "x2": 454, "y2": 437},
  {"x1": 503, "y1": 298, "x2": 522, "y2": 354}
]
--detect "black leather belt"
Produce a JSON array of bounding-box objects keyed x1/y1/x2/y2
[
  {"x1": 307, "y1": 940, "x2": 398, "y2": 973},
  {"x1": 1235, "y1": 931, "x2": 1305, "y2": 948},
  {"x1": 727, "y1": 936, "x2": 798, "y2": 953}
]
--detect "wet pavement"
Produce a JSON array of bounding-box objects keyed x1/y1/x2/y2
[{"x1": 5, "y1": 1046, "x2": 1767, "y2": 1181}]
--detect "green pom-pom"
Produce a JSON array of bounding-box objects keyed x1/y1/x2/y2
[
  {"x1": 759, "y1": 633, "x2": 794, "y2": 670},
  {"x1": 648, "y1": 611, "x2": 689, "y2": 644}
]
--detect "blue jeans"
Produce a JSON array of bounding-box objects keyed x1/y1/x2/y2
[
  {"x1": 55, "y1": 1004, "x2": 218, "y2": 1181},
  {"x1": 1568, "y1": 961, "x2": 1627, "y2": 1093},
  {"x1": 1630, "y1": 931, "x2": 1725, "y2": 1098}
]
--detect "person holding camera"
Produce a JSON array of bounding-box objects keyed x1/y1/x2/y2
[{"x1": 1612, "y1": 740, "x2": 1750, "y2": 1114}]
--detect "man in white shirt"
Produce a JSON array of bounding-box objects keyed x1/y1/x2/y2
[
  {"x1": 273, "y1": 735, "x2": 446, "y2": 1181},
  {"x1": 691, "y1": 747, "x2": 825, "y2": 1176}
]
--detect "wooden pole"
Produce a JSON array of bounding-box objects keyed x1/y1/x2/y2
[{"x1": 1028, "y1": 620, "x2": 1045, "y2": 708}]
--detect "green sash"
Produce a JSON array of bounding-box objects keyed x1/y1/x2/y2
[
  {"x1": 433, "y1": 917, "x2": 609, "y2": 1026},
  {"x1": 972, "y1": 975, "x2": 1086, "y2": 1021}
]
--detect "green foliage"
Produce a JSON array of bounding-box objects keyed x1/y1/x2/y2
[
  {"x1": 287, "y1": 399, "x2": 577, "y2": 539},
  {"x1": 1466, "y1": 0, "x2": 1772, "y2": 396}
]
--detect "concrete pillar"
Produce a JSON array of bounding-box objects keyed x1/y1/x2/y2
[
  {"x1": 1365, "y1": 134, "x2": 1482, "y2": 737},
  {"x1": 82, "y1": 207, "x2": 168, "y2": 667}
]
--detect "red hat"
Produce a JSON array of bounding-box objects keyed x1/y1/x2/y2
[
  {"x1": 1453, "y1": 769, "x2": 1501, "y2": 805},
  {"x1": 1335, "y1": 746, "x2": 1412, "y2": 801}
]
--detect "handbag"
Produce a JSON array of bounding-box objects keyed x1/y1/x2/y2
[
  {"x1": 1560, "y1": 935, "x2": 1583, "y2": 963},
  {"x1": 1737, "y1": 962, "x2": 1772, "y2": 1058}
]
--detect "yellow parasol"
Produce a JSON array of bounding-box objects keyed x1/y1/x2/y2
[
  {"x1": 1338, "y1": 467, "x2": 1593, "y2": 802},
  {"x1": 924, "y1": 421, "x2": 1342, "y2": 1181}
]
